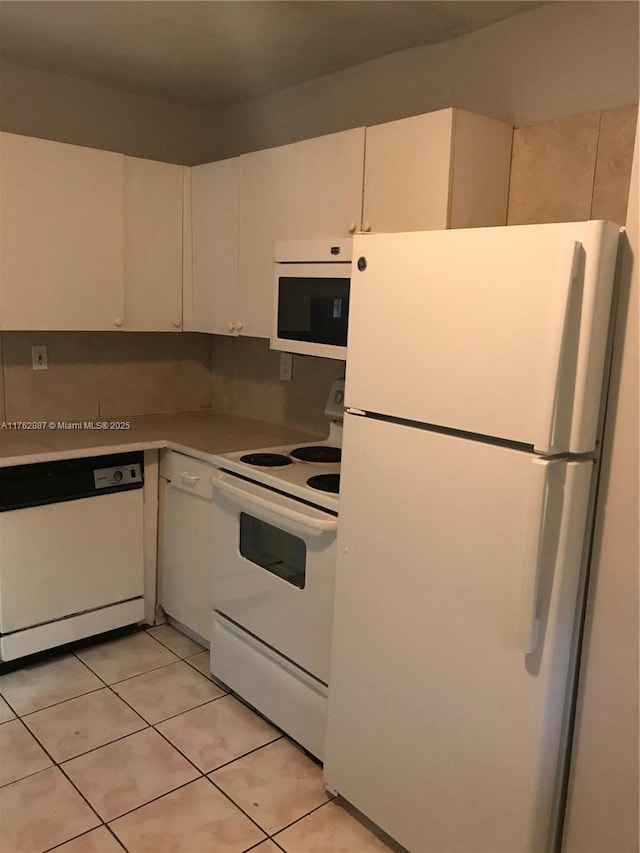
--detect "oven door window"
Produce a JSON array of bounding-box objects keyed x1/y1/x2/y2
[
  {"x1": 239, "y1": 513, "x2": 307, "y2": 588},
  {"x1": 277, "y1": 276, "x2": 349, "y2": 347}
]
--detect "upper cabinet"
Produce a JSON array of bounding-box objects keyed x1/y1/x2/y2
[
  {"x1": 191, "y1": 111, "x2": 512, "y2": 341},
  {"x1": 123, "y1": 157, "x2": 185, "y2": 332},
  {"x1": 0, "y1": 132, "x2": 125, "y2": 331},
  {"x1": 1, "y1": 109, "x2": 513, "y2": 334},
  {"x1": 363, "y1": 108, "x2": 513, "y2": 233},
  {"x1": 0, "y1": 134, "x2": 186, "y2": 331}
]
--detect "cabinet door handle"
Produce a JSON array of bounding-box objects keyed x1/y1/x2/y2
[
  {"x1": 114, "y1": 317, "x2": 123, "y2": 328},
  {"x1": 235, "y1": 321, "x2": 244, "y2": 332},
  {"x1": 228, "y1": 322, "x2": 236, "y2": 332},
  {"x1": 173, "y1": 320, "x2": 181, "y2": 329},
  {"x1": 180, "y1": 473, "x2": 200, "y2": 487},
  {"x1": 361, "y1": 221, "x2": 372, "y2": 233},
  {"x1": 348, "y1": 220, "x2": 357, "y2": 234}
]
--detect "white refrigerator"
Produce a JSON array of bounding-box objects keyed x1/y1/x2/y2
[{"x1": 324, "y1": 221, "x2": 621, "y2": 853}]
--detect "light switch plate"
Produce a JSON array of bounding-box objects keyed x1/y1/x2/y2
[
  {"x1": 279, "y1": 352, "x2": 293, "y2": 382},
  {"x1": 32, "y1": 345, "x2": 48, "y2": 370}
]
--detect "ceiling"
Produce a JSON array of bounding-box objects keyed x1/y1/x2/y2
[{"x1": 0, "y1": 1, "x2": 546, "y2": 112}]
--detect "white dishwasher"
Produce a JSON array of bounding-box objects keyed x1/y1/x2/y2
[{"x1": 0, "y1": 452, "x2": 145, "y2": 663}]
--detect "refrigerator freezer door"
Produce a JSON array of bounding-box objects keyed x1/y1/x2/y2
[
  {"x1": 324, "y1": 414, "x2": 593, "y2": 853},
  {"x1": 346, "y1": 220, "x2": 619, "y2": 453}
]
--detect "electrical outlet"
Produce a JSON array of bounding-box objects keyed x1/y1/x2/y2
[
  {"x1": 32, "y1": 345, "x2": 48, "y2": 371},
  {"x1": 279, "y1": 352, "x2": 293, "y2": 382}
]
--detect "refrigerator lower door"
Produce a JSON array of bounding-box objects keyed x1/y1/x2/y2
[{"x1": 324, "y1": 414, "x2": 593, "y2": 853}]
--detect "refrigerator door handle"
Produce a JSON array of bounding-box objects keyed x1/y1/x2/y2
[
  {"x1": 532, "y1": 241, "x2": 582, "y2": 455},
  {"x1": 519, "y1": 457, "x2": 554, "y2": 654}
]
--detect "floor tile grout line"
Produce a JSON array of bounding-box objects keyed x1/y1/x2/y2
[
  {"x1": 104, "y1": 655, "x2": 220, "y2": 692},
  {"x1": 144, "y1": 624, "x2": 206, "y2": 658},
  {"x1": 14, "y1": 684, "x2": 108, "y2": 719},
  {"x1": 267, "y1": 796, "x2": 337, "y2": 843},
  {"x1": 202, "y1": 733, "x2": 285, "y2": 775},
  {"x1": 43, "y1": 823, "x2": 127, "y2": 853},
  {"x1": 202, "y1": 772, "x2": 275, "y2": 842},
  {"x1": 52, "y1": 719, "x2": 152, "y2": 765},
  {"x1": 1, "y1": 716, "x2": 59, "y2": 776},
  {"x1": 138, "y1": 689, "x2": 230, "y2": 727},
  {"x1": 101, "y1": 773, "x2": 206, "y2": 826}
]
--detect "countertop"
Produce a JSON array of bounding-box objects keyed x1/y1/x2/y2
[{"x1": 0, "y1": 410, "x2": 321, "y2": 467}]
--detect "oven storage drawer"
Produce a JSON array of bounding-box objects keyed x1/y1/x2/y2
[
  {"x1": 212, "y1": 611, "x2": 328, "y2": 760},
  {"x1": 159, "y1": 450, "x2": 214, "y2": 500}
]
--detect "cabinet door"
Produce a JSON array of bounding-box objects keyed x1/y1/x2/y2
[
  {"x1": 291, "y1": 128, "x2": 365, "y2": 238},
  {"x1": 363, "y1": 109, "x2": 454, "y2": 233},
  {"x1": 0, "y1": 132, "x2": 124, "y2": 330},
  {"x1": 123, "y1": 157, "x2": 184, "y2": 331},
  {"x1": 159, "y1": 481, "x2": 213, "y2": 643},
  {"x1": 191, "y1": 157, "x2": 239, "y2": 334}
]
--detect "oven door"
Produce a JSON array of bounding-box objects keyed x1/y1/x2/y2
[
  {"x1": 211, "y1": 469, "x2": 338, "y2": 684},
  {"x1": 271, "y1": 261, "x2": 351, "y2": 360}
]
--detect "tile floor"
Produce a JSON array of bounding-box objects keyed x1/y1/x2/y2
[{"x1": 0, "y1": 624, "x2": 394, "y2": 853}]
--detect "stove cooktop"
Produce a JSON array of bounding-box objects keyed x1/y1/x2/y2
[
  {"x1": 209, "y1": 434, "x2": 341, "y2": 513},
  {"x1": 210, "y1": 379, "x2": 344, "y2": 512}
]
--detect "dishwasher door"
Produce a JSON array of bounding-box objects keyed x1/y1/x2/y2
[{"x1": 0, "y1": 487, "x2": 144, "y2": 634}]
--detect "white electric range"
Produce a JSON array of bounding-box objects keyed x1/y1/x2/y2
[{"x1": 208, "y1": 380, "x2": 344, "y2": 759}]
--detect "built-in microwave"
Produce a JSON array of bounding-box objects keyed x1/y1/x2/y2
[{"x1": 271, "y1": 239, "x2": 351, "y2": 360}]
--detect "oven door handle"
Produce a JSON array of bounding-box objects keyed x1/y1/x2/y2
[{"x1": 211, "y1": 470, "x2": 338, "y2": 535}]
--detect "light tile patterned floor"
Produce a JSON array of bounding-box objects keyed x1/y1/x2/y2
[{"x1": 0, "y1": 625, "x2": 394, "y2": 853}]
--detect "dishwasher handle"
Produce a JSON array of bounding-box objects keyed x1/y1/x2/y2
[{"x1": 211, "y1": 470, "x2": 338, "y2": 535}]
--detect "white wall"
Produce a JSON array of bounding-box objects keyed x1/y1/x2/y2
[
  {"x1": 562, "y1": 114, "x2": 639, "y2": 853},
  {"x1": 210, "y1": 1, "x2": 639, "y2": 160}
]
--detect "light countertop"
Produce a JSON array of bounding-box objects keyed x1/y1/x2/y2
[{"x1": 0, "y1": 410, "x2": 321, "y2": 467}]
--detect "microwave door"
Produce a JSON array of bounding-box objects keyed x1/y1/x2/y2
[{"x1": 271, "y1": 261, "x2": 351, "y2": 360}]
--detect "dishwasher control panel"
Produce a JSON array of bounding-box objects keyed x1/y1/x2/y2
[{"x1": 94, "y1": 463, "x2": 143, "y2": 490}]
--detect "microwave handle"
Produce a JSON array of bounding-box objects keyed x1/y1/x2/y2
[{"x1": 211, "y1": 470, "x2": 338, "y2": 535}]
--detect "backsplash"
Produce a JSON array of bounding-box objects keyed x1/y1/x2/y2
[
  {"x1": 508, "y1": 104, "x2": 637, "y2": 226},
  {"x1": 0, "y1": 331, "x2": 212, "y2": 424},
  {"x1": 211, "y1": 336, "x2": 345, "y2": 436}
]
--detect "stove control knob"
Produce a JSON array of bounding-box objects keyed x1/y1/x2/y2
[{"x1": 113, "y1": 469, "x2": 123, "y2": 482}]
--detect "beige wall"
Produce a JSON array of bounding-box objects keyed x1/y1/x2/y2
[
  {"x1": 0, "y1": 60, "x2": 222, "y2": 165},
  {"x1": 562, "y1": 115, "x2": 640, "y2": 853},
  {"x1": 0, "y1": 2, "x2": 637, "y2": 165},
  {"x1": 210, "y1": 1, "x2": 639, "y2": 161},
  {"x1": 0, "y1": 332, "x2": 212, "y2": 421}
]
